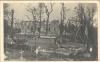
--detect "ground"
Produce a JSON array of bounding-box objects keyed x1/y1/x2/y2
[{"x1": 4, "y1": 34, "x2": 96, "y2": 61}]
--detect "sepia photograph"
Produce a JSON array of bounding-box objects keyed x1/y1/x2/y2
[{"x1": 1, "y1": 1, "x2": 99, "y2": 61}]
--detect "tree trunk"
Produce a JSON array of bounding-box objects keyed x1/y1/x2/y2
[
  {"x1": 39, "y1": 9, "x2": 42, "y2": 37},
  {"x1": 45, "y1": 15, "x2": 49, "y2": 35},
  {"x1": 11, "y1": 9, "x2": 14, "y2": 40}
]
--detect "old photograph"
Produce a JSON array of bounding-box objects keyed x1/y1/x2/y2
[{"x1": 3, "y1": 1, "x2": 98, "y2": 61}]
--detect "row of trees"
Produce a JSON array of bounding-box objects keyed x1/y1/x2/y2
[
  {"x1": 4, "y1": 3, "x2": 97, "y2": 60},
  {"x1": 4, "y1": 3, "x2": 97, "y2": 42},
  {"x1": 25, "y1": 3, "x2": 97, "y2": 57},
  {"x1": 26, "y1": 3, "x2": 54, "y2": 36},
  {"x1": 4, "y1": 3, "x2": 97, "y2": 54},
  {"x1": 76, "y1": 4, "x2": 97, "y2": 58}
]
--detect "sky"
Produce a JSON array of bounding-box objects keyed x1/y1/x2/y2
[
  {"x1": 6, "y1": 3, "x2": 97, "y2": 27},
  {"x1": 8, "y1": 3, "x2": 77, "y2": 22}
]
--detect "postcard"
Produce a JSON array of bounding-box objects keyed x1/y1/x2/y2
[{"x1": 0, "y1": 0, "x2": 99, "y2": 62}]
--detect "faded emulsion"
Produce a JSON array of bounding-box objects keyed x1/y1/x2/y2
[{"x1": 4, "y1": 3, "x2": 98, "y2": 61}]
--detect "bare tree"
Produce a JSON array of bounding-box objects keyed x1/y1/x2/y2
[
  {"x1": 75, "y1": 3, "x2": 97, "y2": 53},
  {"x1": 38, "y1": 3, "x2": 44, "y2": 37},
  {"x1": 59, "y1": 3, "x2": 67, "y2": 44},
  {"x1": 44, "y1": 3, "x2": 54, "y2": 35},
  {"x1": 10, "y1": 9, "x2": 14, "y2": 40},
  {"x1": 26, "y1": 6, "x2": 37, "y2": 34},
  {"x1": 26, "y1": 3, "x2": 45, "y2": 37}
]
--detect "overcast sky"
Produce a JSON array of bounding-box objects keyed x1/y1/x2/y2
[
  {"x1": 7, "y1": 3, "x2": 97, "y2": 27},
  {"x1": 8, "y1": 3, "x2": 77, "y2": 22}
]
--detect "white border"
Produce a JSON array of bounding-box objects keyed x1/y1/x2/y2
[{"x1": 0, "y1": 1, "x2": 99, "y2": 62}]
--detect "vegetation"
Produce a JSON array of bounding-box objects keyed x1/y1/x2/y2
[{"x1": 4, "y1": 3, "x2": 97, "y2": 61}]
